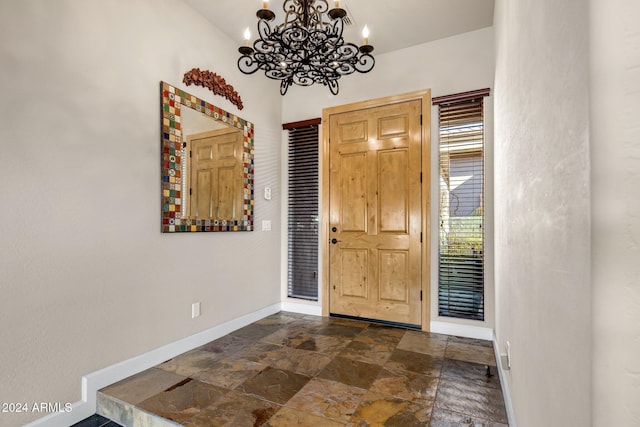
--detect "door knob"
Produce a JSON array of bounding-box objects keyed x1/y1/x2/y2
[{"x1": 331, "y1": 238, "x2": 340, "y2": 244}]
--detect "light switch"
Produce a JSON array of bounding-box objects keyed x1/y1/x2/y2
[{"x1": 262, "y1": 220, "x2": 271, "y2": 231}]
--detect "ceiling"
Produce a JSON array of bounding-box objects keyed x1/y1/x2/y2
[{"x1": 183, "y1": 0, "x2": 495, "y2": 55}]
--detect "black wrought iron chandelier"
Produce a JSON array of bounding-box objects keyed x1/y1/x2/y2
[{"x1": 238, "y1": 0, "x2": 375, "y2": 95}]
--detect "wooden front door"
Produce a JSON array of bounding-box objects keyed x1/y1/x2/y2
[
  {"x1": 187, "y1": 128, "x2": 243, "y2": 220},
  {"x1": 326, "y1": 98, "x2": 425, "y2": 327}
]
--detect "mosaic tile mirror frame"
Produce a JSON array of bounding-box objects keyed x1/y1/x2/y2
[{"x1": 161, "y1": 81, "x2": 254, "y2": 233}]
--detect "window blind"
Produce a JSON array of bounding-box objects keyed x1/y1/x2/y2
[
  {"x1": 434, "y1": 91, "x2": 488, "y2": 321},
  {"x1": 285, "y1": 119, "x2": 320, "y2": 301}
]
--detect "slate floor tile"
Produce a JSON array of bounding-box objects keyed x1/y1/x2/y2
[
  {"x1": 182, "y1": 390, "x2": 280, "y2": 427},
  {"x1": 285, "y1": 378, "x2": 366, "y2": 423},
  {"x1": 397, "y1": 330, "x2": 448, "y2": 357},
  {"x1": 318, "y1": 356, "x2": 382, "y2": 389},
  {"x1": 350, "y1": 391, "x2": 433, "y2": 426},
  {"x1": 385, "y1": 348, "x2": 444, "y2": 377},
  {"x1": 137, "y1": 379, "x2": 229, "y2": 424},
  {"x1": 100, "y1": 368, "x2": 188, "y2": 405},
  {"x1": 237, "y1": 366, "x2": 311, "y2": 405},
  {"x1": 370, "y1": 367, "x2": 439, "y2": 403},
  {"x1": 444, "y1": 342, "x2": 497, "y2": 366},
  {"x1": 434, "y1": 379, "x2": 508, "y2": 424}
]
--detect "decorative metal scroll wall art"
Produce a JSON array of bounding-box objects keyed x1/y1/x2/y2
[
  {"x1": 183, "y1": 68, "x2": 244, "y2": 110},
  {"x1": 238, "y1": 0, "x2": 375, "y2": 95},
  {"x1": 160, "y1": 82, "x2": 254, "y2": 233}
]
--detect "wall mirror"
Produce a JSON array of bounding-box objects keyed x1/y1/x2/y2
[{"x1": 161, "y1": 81, "x2": 254, "y2": 232}]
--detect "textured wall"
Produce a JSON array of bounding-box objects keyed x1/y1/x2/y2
[
  {"x1": 0, "y1": 1, "x2": 282, "y2": 425},
  {"x1": 590, "y1": 0, "x2": 640, "y2": 425},
  {"x1": 493, "y1": 0, "x2": 591, "y2": 425}
]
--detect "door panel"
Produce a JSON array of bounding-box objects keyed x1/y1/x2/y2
[
  {"x1": 215, "y1": 166, "x2": 237, "y2": 218},
  {"x1": 340, "y1": 249, "x2": 369, "y2": 298},
  {"x1": 378, "y1": 149, "x2": 409, "y2": 233},
  {"x1": 194, "y1": 169, "x2": 213, "y2": 217},
  {"x1": 328, "y1": 100, "x2": 422, "y2": 326},
  {"x1": 188, "y1": 128, "x2": 243, "y2": 220},
  {"x1": 379, "y1": 250, "x2": 409, "y2": 303},
  {"x1": 378, "y1": 115, "x2": 409, "y2": 139},
  {"x1": 339, "y1": 120, "x2": 368, "y2": 143},
  {"x1": 340, "y1": 153, "x2": 368, "y2": 232}
]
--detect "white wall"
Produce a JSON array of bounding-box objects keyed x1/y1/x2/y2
[
  {"x1": 0, "y1": 1, "x2": 282, "y2": 425},
  {"x1": 590, "y1": 0, "x2": 640, "y2": 425},
  {"x1": 281, "y1": 27, "x2": 496, "y2": 331},
  {"x1": 493, "y1": 0, "x2": 591, "y2": 425}
]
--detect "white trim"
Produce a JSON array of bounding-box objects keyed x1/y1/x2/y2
[
  {"x1": 430, "y1": 320, "x2": 493, "y2": 341},
  {"x1": 24, "y1": 303, "x2": 282, "y2": 427},
  {"x1": 493, "y1": 332, "x2": 517, "y2": 426},
  {"x1": 281, "y1": 300, "x2": 322, "y2": 316}
]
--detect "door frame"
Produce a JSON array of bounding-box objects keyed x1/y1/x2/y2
[{"x1": 321, "y1": 89, "x2": 431, "y2": 331}]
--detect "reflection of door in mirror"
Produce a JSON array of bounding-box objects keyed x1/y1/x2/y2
[
  {"x1": 161, "y1": 81, "x2": 254, "y2": 233},
  {"x1": 186, "y1": 128, "x2": 243, "y2": 220}
]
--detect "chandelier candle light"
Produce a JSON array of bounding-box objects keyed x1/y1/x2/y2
[{"x1": 238, "y1": 0, "x2": 375, "y2": 95}]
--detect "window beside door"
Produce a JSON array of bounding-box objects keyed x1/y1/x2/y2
[
  {"x1": 434, "y1": 90, "x2": 489, "y2": 321},
  {"x1": 285, "y1": 120, "x2": 320, "y2": 301}
]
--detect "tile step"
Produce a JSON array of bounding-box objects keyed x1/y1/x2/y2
[{"x1": 97, "y1": 392, "x2": 181, "y2": 427}]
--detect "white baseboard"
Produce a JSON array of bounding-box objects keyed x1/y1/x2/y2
[
  {"x1": 493, "y1": 332, "x2": 517, "y2": 427},
  {"x1": 430, "y1": 320, "x2": 494, "y2": 341},
  {"x1": 24, "y1": 303, "x2": 282, "y2": 427},
  {"x1": 281, "y1": 300, "x2": 322, "y2": 316}
]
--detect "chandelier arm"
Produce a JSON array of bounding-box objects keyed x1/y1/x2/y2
[
  {"x1": 328, "y1": 14, "x2": 343, "y2": 36},
  {"x1": 355, "y1": 53, "x2": 376, "y2": 73},
  {"x1": 280, "y1": 79, "x2": 292, "y2": 95},
  {"x1": 257, "y1": 18, "x2": 275, "y2": 43},
  {"x1": 238, "y1": 55, "x2": 260, "y2": 75},
  {"x1": 335, "y1": 43, "x2": 359, "y2": 59},
  {"x1": 327, "y1": 79, "x2": 339, "y2": 95}
]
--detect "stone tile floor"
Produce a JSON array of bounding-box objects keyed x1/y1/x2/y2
[{"x1": 98, "y1": 312, "x2": 508, "y2": 426}]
